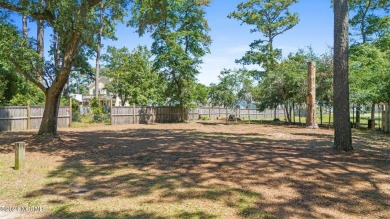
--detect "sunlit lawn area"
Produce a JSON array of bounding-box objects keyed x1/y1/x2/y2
[{"x1": 0, "y1": 121, "x2": 389, "y2": 218}]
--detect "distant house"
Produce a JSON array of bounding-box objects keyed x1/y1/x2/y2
[
  {"x1": 71, "y1": 76, "x2": 128, "y2": 107},
  {"x1": 88, "y1": 76, "x2": 110, "y2": 97}
]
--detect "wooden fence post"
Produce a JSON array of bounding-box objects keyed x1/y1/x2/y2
[
  {"x1": 110, "y1": 98, "x2": 113, "y2": 125},
  {"x1": 226, "y1": 107, "x2": 228, "y2": 124},
  {"x1": 133, "y1": 103, "x2": 136, "y2": 124},
  {"x1": 69, "y1": 98, "x2": 72, "y2": 127},
  {"x1": 26, "y1": 101, "x2": 30, "y2": 130},
  {"x1": 169, "y1": 106, "x2": 171, "y2": 122},
  {"x1": 209, "y1": 107, "x2": 211, "y2": 119},
  {"x1": 248, "y1": 109, "x2": 251, "y2": 124},
  {"x1": 15, "y1": 142, "x2": 25, "y2": 170}
]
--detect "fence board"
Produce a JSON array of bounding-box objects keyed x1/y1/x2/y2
[
  {"x1": 0, "y1": 106, "x2": 70, "y2": 131},
  {"x1": 110, "y1": 106, "x2": 286, "y2": 125}
]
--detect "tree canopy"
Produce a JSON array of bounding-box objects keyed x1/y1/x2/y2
[
  {"x1": 103, "y1": 45, "x2": 166, "y2": 106},
  {"x1": 228, "y1": 0, "x2": 299, "y2": 73},
  {"x1": 130, "y1": 0, "x2": 211, "y2": 113}
]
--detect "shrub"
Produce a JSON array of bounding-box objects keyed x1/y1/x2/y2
[{"x1": 90, "y1": 97, "x2": 109, "y2": 123}]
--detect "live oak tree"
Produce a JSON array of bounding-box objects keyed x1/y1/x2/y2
[
  {"x1": 192, "y1": 83, "x2": 209, "y2": 107},
  {"x1": 209, "y1": 69, "x2": 255, "y2": 108},
  {"x1": 228, "y1": 0, "x2": 299, "y2": 74},
  {"x1": 348, "y1": 0, "x2": 389, "y2": 125},
  {"x1": 103, "y1": 46, "x2": 165, "y2": 106},
  {"x1": 0, "y1": 0, "x2": 128, "y2": 135},
  {"x1": 333, "y1": 0, "x2": 353, "y2": 151},
  {"x1": 254, "y1": 51, "x2": 307, "y2": 123},
  {"x1": 350, "y1": 43, "x2": 389, "y2": 117},
  {"x1": 130, "y1": 0, "x2": 211, "y2": 121}
]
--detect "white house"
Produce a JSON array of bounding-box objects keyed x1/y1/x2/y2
[
  {"x1": 83, "y1": 76, "x2": 129, "y2": 106},
  {"x1": 88, "y1": 76, "x2": 110, "y2": 96}
]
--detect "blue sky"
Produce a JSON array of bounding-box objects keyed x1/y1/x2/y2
[
  {"x1": 103, "y1": 0, "x2": 334, "y2": 85},
  {"x1": 9, "y1": 0, "x2": 335, "y2": 86}
]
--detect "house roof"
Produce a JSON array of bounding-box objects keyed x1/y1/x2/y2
[{"x1": 88, "y1": 76, "x2": 110, "y2": 89}]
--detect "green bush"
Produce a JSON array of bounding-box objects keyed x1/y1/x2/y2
[
  {"x1": 200, "y1": 116, "x2": 209, "y2": 121},
  {"x1": 72, "y1": 111, "x2": 81, "y2": 122},
  {"x1": 90, "y1": 97, "x2": 109, "y2": 123},
  {"x1": 60, "y1": 98, "x2": 79, "y2": 111}
]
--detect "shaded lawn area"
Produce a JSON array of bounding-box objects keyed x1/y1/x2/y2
[{"x1": 0, "y1": 121, "x2": 389, "y2": 219}]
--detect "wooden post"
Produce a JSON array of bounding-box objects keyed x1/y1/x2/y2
[
  {"x1": 110, "y1": 98, "x2": 113, "y2": 125},
  {"x1": 226, "y1": 107, "x2": 228, "y2": 124},
  {"x1": 133, "y1": 103, "x2": 136, "y2": 124},
  {"x1": 15, "y1": 142, "x2": 25, "y2": 170},
  {"x1": 248, "y1": 109, "x2": 251, "y2": 124},
  {"x1": 69, "y1": 98, "x2": 72, "y2": 126},
  {"x1": 151, "y1": 107, "x2": 154, "y2": 124},
  {"x1": 383, "y1": 104, "x2": 390, "y2": 133},
  {"x1": 169, "y1": 106, "x2": 171, "y2": 122},
  {"x1": 26, "y1": 101, "x2": 30, "y2": 130},
  {"x1": 306, "y1": 61, "x2": 319, "y2": 128},
  {"x1": 378, "y1": 104, "x2": 380, "y2": 130},
  {"x1": 209, "y1": 107, "x2": 211, "y2": 120}
]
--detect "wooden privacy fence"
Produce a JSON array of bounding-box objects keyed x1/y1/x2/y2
[
  {"x1": 0, "y1": 106, "x2": 70, "y2": 131},
  {"x1": 110, "y1": 105, "x2": 284, "y2": 125}
]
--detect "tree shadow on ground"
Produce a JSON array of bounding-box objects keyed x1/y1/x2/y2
[{"x1": 1, "y1": 125, "x2": 389, "y2": 218}]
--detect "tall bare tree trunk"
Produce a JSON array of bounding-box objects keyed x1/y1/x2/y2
[
  {"x1": 298, "y1": 105, "x2": 301, "y2": 124},
  {"x1": 356, "y1": 104, "x2": 361, "y2": 127},
  {"x1": 22, "y1": 15, "x2": 28, "y2": 39},
  {"x1": 37, "y1": 17, "x2": 44, "y2": 81},
  {"x1": 306, "y1": 61, "x2": 319, "y2": 128},
  {"x1": 292, "y1": 103, "x2": 296, "y2": 124},
  {"x1": 274, "y1": 106, "x2": 278, "y2": 121},
  {"x1": 352, "y1": 103, "x2": 355, "y2": 126},
  {"x1": 333, "y1": 0, "x2": 353, "y2": 151},
  {"x1": 95, "y1": 1, "x2": 104, "y2": 97}
]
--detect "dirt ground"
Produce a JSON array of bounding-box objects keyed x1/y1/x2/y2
[{"x1": 0, "y1": 120, "x2": 389, "y2": 219}]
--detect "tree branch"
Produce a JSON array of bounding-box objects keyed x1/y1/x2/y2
[
  {"x1": 86, "y1": 0, "x2": 102, "y2": 9},
  {"x1": 0, "y1": 2, "x2": 55, "y2": 24},
  {"x1": 9, "y1": 58, "x2": 47, "y2": 92}
]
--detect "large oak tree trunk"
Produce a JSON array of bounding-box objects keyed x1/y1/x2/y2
[
  {"x1": 37, "y1": 32, "x2": 81, "y2": 135},
  {"x1": 38, "y1": 87, "x2": 62, "y2": 135},
  {"x1": 333, "y1": 0, "x2": 353, "y2": 151}
]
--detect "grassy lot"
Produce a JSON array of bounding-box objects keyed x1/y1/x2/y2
[
  {"x1": 0, "y1": 121, "x2": 389, "y2": 218},
  {"x1": 241, "y1": 113, "x2": 383, "y2": 128}
]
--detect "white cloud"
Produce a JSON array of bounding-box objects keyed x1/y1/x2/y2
[{"x1": 224, "y1": 45, "x2": 249, "y2": 55}]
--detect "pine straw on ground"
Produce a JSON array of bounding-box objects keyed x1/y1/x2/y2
[{"x1": 0, "y1": 120, "x2": 389, "y2": 219}]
